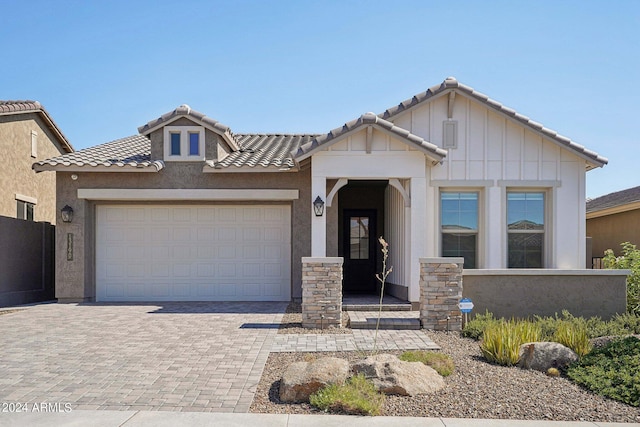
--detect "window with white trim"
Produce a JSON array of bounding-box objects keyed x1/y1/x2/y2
[
  {"x1": 163, "y1": 126, "x2": 205, "y2": 161},
  {"x1": 507, "y1": 192, "x2": 545, "y2": 268},
  {"x1": 441, "y1": 192, "x2": 478, "y2": 268}
]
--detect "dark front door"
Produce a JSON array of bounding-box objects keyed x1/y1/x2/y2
[{"x1": 343, "y1": 209, "x2": 377, "y2": 294}]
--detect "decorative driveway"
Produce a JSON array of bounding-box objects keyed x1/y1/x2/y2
[{"x1": 0, "y1": 302, "x2": 286, "y2": 413}]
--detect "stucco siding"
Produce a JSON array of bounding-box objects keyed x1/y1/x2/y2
[
  {"x1": 0, "y1": 113, "x2": 67, "y2": 224},
  {"x1": 55, "y1": 167, "x2": 311, "y2": 301},
  {"x1": 587, "y1": 209, "x2": 640, "y2": 257}
]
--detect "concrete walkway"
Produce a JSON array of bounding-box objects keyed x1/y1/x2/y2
[{"x1": 0, "y1": 410, "x2": 636, "y2": 427}]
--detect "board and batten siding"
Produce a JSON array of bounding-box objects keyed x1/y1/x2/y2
[
  {"x1": 384, "y1": 182, "x2": 408, "y2": 289},
  {"x1": 389, "y1": 94, "x2": 587, "y2": 269}
]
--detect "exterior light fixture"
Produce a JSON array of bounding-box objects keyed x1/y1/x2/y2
[
  {"x1": 61, "y1": 205, "x2": 74, "y2": 223},
  {"x1": 313, "y1": 196, "x2": 325, "y2": 217}
]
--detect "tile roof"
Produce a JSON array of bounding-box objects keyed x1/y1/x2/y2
[
  {"x1": 33, "y1": 135, "x2": 162, "y2": 172},
  {"x1": 0, "y1": 100, "x2": 74, "y2": 153},
  {"x1": 0, "y1": 100, "x2": 42, "y2": 113},
  {"x1": 291, "y1": 112, "x2": 447, "y2": 163},
  {"x1": 209, "y1": 134, "x2": 317, "y2": 171},
  {"x1": 138, "y1": 104, "x2": 239, "y2": 151},
  {"x1": 586, "y1": 185, "x2": 640, "y2": 213},
  {"x1": 380, "y1": 77, "x2": 607, "y2": 169}
]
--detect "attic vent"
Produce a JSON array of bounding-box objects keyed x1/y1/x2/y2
[{"x1": 443, "y1": 120, "x2": 458, "y2": 149}]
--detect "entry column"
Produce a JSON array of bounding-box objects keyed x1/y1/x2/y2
[{"x1": 301, "y1": 257, "x2": 343, "y2": 329}]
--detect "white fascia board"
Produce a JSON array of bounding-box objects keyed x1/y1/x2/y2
[
  {"x1": 586, "y1": 201, "x2": 640, "y2": 219},
  {"x1": 78, "y1": 188, "x2": 299, "y2": 201}
]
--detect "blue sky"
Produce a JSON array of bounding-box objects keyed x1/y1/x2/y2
[{"x1": 2, "y1": 0, "x2": 638, "y2": 198}]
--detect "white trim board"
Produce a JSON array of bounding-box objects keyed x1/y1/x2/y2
[{"x1": 77, "y1": 189, "x2": 299, "y2": 201}]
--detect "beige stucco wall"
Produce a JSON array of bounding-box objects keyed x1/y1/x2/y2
[
  {"x1": 54, "y1": 165, "x2": 311, "y2": 301},
  {"x1": 587, "y1": 209, "x2": 640, "y2": 257},
  {"x1": 0, "y1": 113, "x2": 68, "y2": 224}
]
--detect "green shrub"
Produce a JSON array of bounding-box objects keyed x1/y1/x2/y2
[
  {"x1": 567, "y1": 336, "x2": 640, "y2": 407},
  {"x1": 553, "y1": 321, "x2": 592, "y2": 357},
  {"x1": 480, "y1": 319, "x2": 541, "y2": 366},
  {"x1": 465, "y1": 309, "x2": 640, "y2": 346},
  {"x1": 399, "y1": 351, "x2": 455, "y2": 376},
  {"x1": 606, "y1": 312, "x2": 640, "y2": 335},
  {"x1": 309, "y1": 374, "x2": 385, "y2": 416},
  {"x1": 462, "y1": 311, "x2": 498, "y2": 340},
  {"x1": 603, "y1": 242, "x2": 640, "y2": 315}
]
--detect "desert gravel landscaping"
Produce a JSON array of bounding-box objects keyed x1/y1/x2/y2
[{"x1": 251, "y1": 323, "x2": 640, "y2": 422}]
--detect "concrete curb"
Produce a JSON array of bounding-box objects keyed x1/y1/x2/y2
[{"x1": 0, "y1": 411, "x2": 637, "y2": 427}]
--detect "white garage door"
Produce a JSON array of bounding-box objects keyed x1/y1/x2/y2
[{"x1": 96, "y1": 204, "x2": 291, "y2": 302}]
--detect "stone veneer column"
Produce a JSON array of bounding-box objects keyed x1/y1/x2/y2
[
  {"x1": 301, "y1": 257, "x2": 343, "y2": 329},
  {"x1": 419, "y1": 257, "x2": 464, "y2": 331}
]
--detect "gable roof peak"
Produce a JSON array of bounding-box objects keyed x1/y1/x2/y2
[
  {"x1": 176, "y1": 104, "x2": 191, "y2": 114},
  {"x1": 291, "y1": 112, "x2": 447, "y2": 163},
  {"x1": 138, "y1": 104, "x2": 239, "y2": 151},
  {"x1": 381, "y1": 77, "x2": 607, "y2": 170},
  {"x1": 0, "y1": 99, "x2": 73, "y2": 153}
]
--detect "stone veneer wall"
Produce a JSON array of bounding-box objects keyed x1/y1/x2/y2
[
  {"x1": 419, "y1": 257, "x2": 464, "y2": 331},
  {"x1": 301, "y1": 257, "x2": 343, "y2": 329}
]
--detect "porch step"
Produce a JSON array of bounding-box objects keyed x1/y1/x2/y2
[
  {"x1": 347, "y1": 310, "x2": 421, "y2": 330},
  {"x1": 343, "y1": 303, "x2": 412, "y2": 312}
]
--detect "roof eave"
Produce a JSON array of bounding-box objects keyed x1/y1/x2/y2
[
  {"x1": 587, "y1": 200, "x2": 640, "y2": 219},
  {"x1": 202, "y1": 162, "x2": 298, "y2": 173},
  {"x1": 0, "y1": 107, "x2": 74, "y2": 153},
  {"x1": 32, "y1": 161, "x2": 164, "y2": 173}
]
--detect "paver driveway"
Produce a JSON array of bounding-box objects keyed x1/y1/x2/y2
[{"x1": 0, "y1": 302, "x2": 286, "y2": 412}]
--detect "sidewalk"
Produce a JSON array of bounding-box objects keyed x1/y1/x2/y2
[{"x1": 1, "y1": 411, "x2": 637, "y2": 427}]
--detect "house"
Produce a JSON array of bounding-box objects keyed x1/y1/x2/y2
[
  {"x1": 587, "y1": 185, "x2": 640, "y2": 261},
  {"x1": 1, "y1": 101, "x2": 74, "y2": 223},
  {"x1": 33, "y1": 77, "x2": 607, "y2": 304}
]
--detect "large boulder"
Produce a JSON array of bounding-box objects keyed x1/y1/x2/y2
[
  {"x1": 518, "y1": 342, "x2": 578, "y2": 372},
  {"x1": 351, "y1": 353, "x2": 444, "y2": 396},
  {"x1": 279, "y1": 357, "x2": 349, "y2": 403}
]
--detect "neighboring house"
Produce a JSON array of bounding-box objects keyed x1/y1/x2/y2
[
  {"x1": 587, "y1": 185, "x2": 640, "y2": 260},
  {"x1": 0, "y1": 101, "x2": 74, "y2": 223},
  {"x1": 33, "y1": 77, "x2": 607, "y2": 304}
]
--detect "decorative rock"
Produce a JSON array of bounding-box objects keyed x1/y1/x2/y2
[
  {"x1": 518, "y1": 342, "x2": 578, "y2": 372},
  {"x1": 279, "y1": 357, "x2": 349, "y2": 403},
  {"x1": 351, "y1": 353, "x2": 445, "y2": 396}
]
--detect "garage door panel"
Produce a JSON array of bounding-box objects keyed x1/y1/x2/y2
[
  {"x1": 219, "y1": 283, "x2": 237, "y2": 296},
  {"x1": 243, "y1": 283, "x2": 261, "y2": 296},
  {"x1": 218, "y1": 228, "x2": 237, "y2": 241},
  {"x1": 105, "y1": 283, "x2": 126, "y2": 298},
  {"x1": 243, "y1": 208, "x2": 261, "y2": 222},
  {"x1": 96, "y1": 204, "x2": 291, "y2": 302},
  {"x1": 218, "y1": 246, "x2": 236, "y2": 259},
  {"x1": 218, "y1": 263, "x2": 237, "y2": 277},
  {"x1": 151, "y1": 264, "x2": 170, "y2": 277},
  {"x1": 218, "y1": 208, "x2": 237, "y2": 221},
  {"x1": 127, "y1": 264, "x2": 145, "y2": 278}
]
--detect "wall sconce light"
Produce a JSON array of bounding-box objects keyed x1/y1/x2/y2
[
  {"x1": 61, "y1": 205, "x2": 74, "y2": 223},
  {"x1": 313, "y1": 196, "x2": 325, "y2": 217}
]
